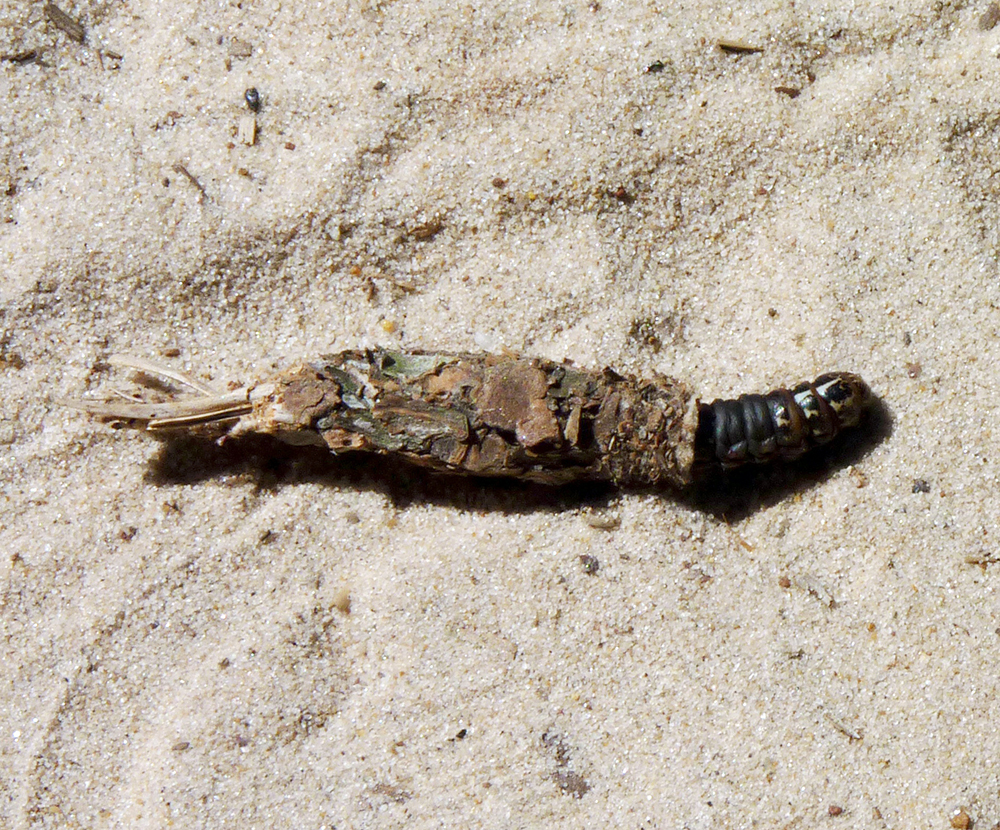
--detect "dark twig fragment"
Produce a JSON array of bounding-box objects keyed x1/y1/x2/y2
[
  {"x1": 1, "y1": 50, "x2": 40, "y2": 64},
  {"x1": 718, "y1": 39, "x2": 763, "y2": 54},
  {"x1": 45, "y1": 3, "x2": 86, "y2": 44},
  {"x1": 171, "y1": 163, "x2": 207, "y2": 202}
]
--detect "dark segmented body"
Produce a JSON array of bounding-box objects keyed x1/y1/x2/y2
[{"x1": 696, "y1": 372, "x2": 872, "y2": 468}]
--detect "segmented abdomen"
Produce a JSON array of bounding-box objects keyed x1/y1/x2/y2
[{"x1": 696, "y1": 373, "x2": 872, "y2": 468}]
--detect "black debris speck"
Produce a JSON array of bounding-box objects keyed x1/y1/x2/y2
[{"x1": 774, "y1": 85, "x2": 801, "y2": 98}]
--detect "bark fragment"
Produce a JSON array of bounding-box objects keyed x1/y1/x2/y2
[{"x1": 243, "y1": 350, "x2": 698, "y2": 487}]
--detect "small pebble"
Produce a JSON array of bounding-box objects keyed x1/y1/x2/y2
[{"x1": 949, "y1": 806, "x2": 972, "y2": 829}]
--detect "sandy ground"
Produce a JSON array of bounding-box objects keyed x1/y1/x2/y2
[{"x1": 3, "y1": 0, "x2": 1000, "y2": 827}]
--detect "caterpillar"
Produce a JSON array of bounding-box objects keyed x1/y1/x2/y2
[
  {"x1": 694, "y1": 373, "x2": 873, "y2": 468},
  {"x1": 64, "y1": 351, "x2": 874, "y2": 488}
]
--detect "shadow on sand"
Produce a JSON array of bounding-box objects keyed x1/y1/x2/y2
[{"x1": 143, "y1": 396, "x2": 892, "y2": 522}]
